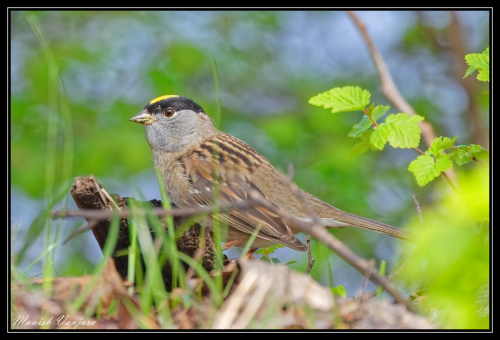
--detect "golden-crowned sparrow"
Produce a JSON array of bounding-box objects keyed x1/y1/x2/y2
[{"x1": 130, "y1": 95, "x2": 413, "y2": 252}]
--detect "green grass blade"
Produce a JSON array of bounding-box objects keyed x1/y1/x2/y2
[
  {"x1": 23, "y1": 243, "x2": 57, "y2": 275},
  {"x1": 376, "y1": 260, "x2": 387, "y2": 299}
]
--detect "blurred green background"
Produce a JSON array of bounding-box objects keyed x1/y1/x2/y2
[{"x1": 10, "y1": 11, "x2": 489, "y2": 296}]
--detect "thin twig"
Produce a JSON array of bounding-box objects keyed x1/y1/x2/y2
[
  {"x1": 52, "y1": 198, "x2": 264, "y2": 221},
  {"x1": 63, "y1": 219, "x2": 98, "y2": 244},
  {"x1": 412, "y1": 195, "x2": 424, "y2": 225},
  {"x1": 441, "y1": 171, "x2": 459, "y2": 192},
  {"x1": 362, "y1": 109, "x2": 378, "y2": 127},
  {"x1": 358, "y1": 258, "x2": 376, "y2": 299},
  {"x1": 365, "y1": 256, "x2": 413, "y2": 299},
  {"x1": 304, "y1": 234, "x2": 315, "y2": 274}
]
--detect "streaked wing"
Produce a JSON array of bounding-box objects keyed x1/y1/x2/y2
[{"x1": 179, "y1": 134, "x2": 307, "y2": 251}]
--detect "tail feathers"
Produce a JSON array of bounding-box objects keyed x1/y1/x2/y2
[{"x1": 327, "y1": 212, "x2": 414, "y2": 242}]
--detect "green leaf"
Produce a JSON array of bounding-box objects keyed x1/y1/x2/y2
[
  {"x1": 349, "y1": 130, "x2": 379, "y2": 156},
  {"x1": 254, "y1": 244, "x2": 284, "y2": 256},
  {"x1": 348, "y1": 105, "x2": 390, "y2": 138},
  {"x1": 331, "y1": 285, "x2": 347, "y2": 298},
  {"x1": 477, "y1": 70, "x2": 489, "y2": 82},
  {"x1": 450, "y1": 145, "x2": 489, "y2": 165},
  {"x1": 464, "y1": 48, "x2": 489, "y2": 82},
  {"x1": 450, "y1": 147, "x2": 472, "y2": 166},
  {"x1": 348, "y1": 140, "x2": 371, "y2": 158},
  {"x1": 463, "y1": 65, "x2": 476, "y2": 79},
  {"x1": 465, "y1": 53, "x2": 489, "y2": 71},
  {"x1": 384, "y1": 114, "x2": 425, "y2": 149},
  {"x1": 468, "y1": 144, "x2": 481, "y2": 154},
  {"x1": 370, "y1": 113, "x2": 424, "y2": 150},
  {"x1": 370, "y1": 123, "x2": 391, "y2": 150},
  {"x1": 408, "y1": 154, "x2": 453, "y2": 186},
  {"x1": 428, "y1": 136, "x2": 458, "y2": 157},
  {"x1": 308, "y1": 86, "x2": 371, "y2": 114},
  {"x1": 474, "y1": 148, "x2": 489, "y2": 159},
  {"x1": 260, "y1": 257, "x2": 281, "y2": 264}
]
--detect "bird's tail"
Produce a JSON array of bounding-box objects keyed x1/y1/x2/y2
[{"x1": 326, "y1": 212, "x2": 414, "y2": 242}]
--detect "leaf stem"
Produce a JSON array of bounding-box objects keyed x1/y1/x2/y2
[
  {"x1": 363, "y1": 108, "x2": 378, "y2": 127},
  {"x1": 411, "y1": 147, "x2": 459, "y2": 192},
  {"x1": 412, "y1": 147, "x2": 426, "y2": 156},
  {"x1": 441, "y1": 171, "x2": 459, "y2": 192}
]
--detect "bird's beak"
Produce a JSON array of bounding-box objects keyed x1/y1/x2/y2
[{"x1": 130, "y1": 110, "x2": 155, "y2": 125}]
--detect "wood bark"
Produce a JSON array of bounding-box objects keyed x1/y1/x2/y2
[{"x1": 69, "y1": 174, "x2": 217, "y2": 291}]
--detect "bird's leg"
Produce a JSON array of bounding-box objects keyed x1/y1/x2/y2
[{"x1": 241, "y1": 248, "x2": 258, "y2": 260}]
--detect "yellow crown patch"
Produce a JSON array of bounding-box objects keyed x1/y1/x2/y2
[{"x1": 149, "y1": 95, "x2": 179, "y2": 105}]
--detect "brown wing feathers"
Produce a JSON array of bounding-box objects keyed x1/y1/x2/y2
[{"x1": 179, "y1": 134, "x2": 307, "y2": 251}]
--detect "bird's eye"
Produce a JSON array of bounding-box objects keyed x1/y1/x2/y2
[{"x1": 164, "y1": 108, "x2": 175, "y2": 117}]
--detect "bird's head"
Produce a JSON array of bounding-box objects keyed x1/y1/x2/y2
[{"x1": 130, "y1": 95, "x2": 216, "y2": 152}]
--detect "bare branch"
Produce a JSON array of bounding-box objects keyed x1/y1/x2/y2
[
  {"x1": 53, "y1": 199, "x2": 264, "y2": 221},
  {"x1": 412, "y1": 195, "x2": 424, "y2": 225},
  {"x1": 305, "y1": 234, "x2": 315, "y2": 274}
]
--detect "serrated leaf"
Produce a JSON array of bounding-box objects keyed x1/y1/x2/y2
[
  {"x1": 463, "y1": 65, "x2": 476, "y2": 79},
  {"x1": 465, "y1": 53, "x2": 489, "y2": 71},
  {"x1": 359, "y1": 130, "x2": 379, "y2": 151},
  {"x1": 348, "y1": 105, "x2": 390, "y2": 138},
  {"x1": 449, "y1": 147, "x2": 472, "y2": 166},
  {"x1": 477, "y1": 70, "x2": 489, "y2": 82},
  {"x1": 450, "y1": 144, "x2": 489, "y2": 165},
  {"x1": 308, "y1": 86, "x2": 371, "y2": 114},
  {"x1": 385, "y1": 114, "x2": 425, "y2": 148},
  {"x1": 331, "y1": 285, "x2": 347, "y2": 298},
  {"x1": 464, "y1": 49, "x2": 489, "y2": 82},
  {"x1": 254, "y1": 244, "x2": 284, "y2": 256},
  {"x1": 370, "y1": 113, "x2": 424, "y2": 150},
  {"x1": 408, "y1": 154, "x2": 453, "y2": 186},
  {"x1": 360, "y1": 129, "x2": 373, "y2": 141},
  {"x1": 435, "y1": 155, "x2": 453, "y2": 171},
  {"x1": 348, "y1": 140, "x2": 371, "y2": 158},
  {"x1": 428, "y1": 136, "x2": 458, "y2": 157},
  {"x1": 370, "y1": 123, "x2": 391, "y2": 150},
  {"x1": 474, "y1": 148, "x2": 489, "y2": 159},
  {"x1": 468, "y1": 144, "x2": 481, "y2": 154},
  {"x1": 260, "y1": 257, "x2": 281, "y2": 264}
]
